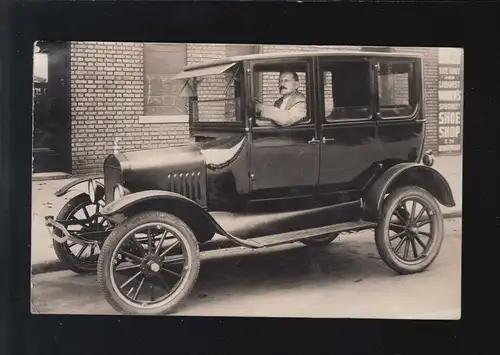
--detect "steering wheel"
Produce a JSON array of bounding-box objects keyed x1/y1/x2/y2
[{"x1": 252, "y1": 98, "x2": 263, "y2": 120}]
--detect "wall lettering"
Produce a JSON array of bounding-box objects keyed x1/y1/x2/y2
[{"x1": 437, "y1": 48, "x2": 463, "y2": 154}]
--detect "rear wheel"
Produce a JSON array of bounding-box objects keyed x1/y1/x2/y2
[
  {"x1": 375, "y1": 186, "x2": 444, "y2": 275},
  {"x1": 97, "y1": 211, "x2": 200, "y2": 315},
  {"x1": 300, "y1": 232, "x2": 339, "y2": 246}
]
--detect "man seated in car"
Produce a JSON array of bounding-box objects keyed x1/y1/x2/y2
[{"x1": 255, "y1": 71, "x2": 307, "y2": 127}]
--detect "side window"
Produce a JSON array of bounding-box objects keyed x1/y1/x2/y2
[
  {"x1": 377, "y1": 60, "x2": 417, "y2": 118},
  {"x1": 252, "y1": 62, "x2": 310, "y2": 126},
  {"x1": 322, "y1": 61, "x2": 371, "y2": 121}
]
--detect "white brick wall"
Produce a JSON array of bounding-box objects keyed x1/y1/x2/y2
[{"x1": 70, "y1": 41, "x2": 190, "y2": 175}]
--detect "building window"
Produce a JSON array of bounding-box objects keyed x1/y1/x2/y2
[
  {"x1": 33, "y1": 52, "x2": 51, "y2": 150},
  {"x1": 377, "y1": 60, "x2": 417, "y2": 119},
  {"x1": 143, "y1": 43, "x2": 187, "y2": 116},
  {"x1": 33, "y1": 52, "x2": 49, "y2": 84},
  {"x1": 225, "y1": 44, "x2": 260, "y2": 57}
]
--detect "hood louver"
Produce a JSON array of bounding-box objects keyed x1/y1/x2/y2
[{"x1": 166, "y1": 171, "x2": 205, "y2": 204}]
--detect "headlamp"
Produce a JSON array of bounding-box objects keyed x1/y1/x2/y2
[
  {"x1": 87, "y1": 180, "x2": 97, "y2": 203},
  {"x1": 113, "y1": 184, "x2": 126, "y2": 201},
  {"x1": 422, "y1": 150, "x2": 434, "y2": 167}
]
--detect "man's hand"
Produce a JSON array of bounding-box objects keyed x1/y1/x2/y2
[{"x1": 253, "y1": 98, "x2": 263, "y2": 113}]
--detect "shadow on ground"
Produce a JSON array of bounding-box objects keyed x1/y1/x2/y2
[{"x1": 32, "y1": 235, "x2": 400, "y2": 315}]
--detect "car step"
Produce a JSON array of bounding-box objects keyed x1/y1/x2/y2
[{"x1": 239, "y1": 220, "x2": 377, "y2": 249}]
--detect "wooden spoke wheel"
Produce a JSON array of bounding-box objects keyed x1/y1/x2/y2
[
  {"x1": 375, "y1": 186, "x2": 444, "y2": 275},
  {"x1": 97, "y1": 211, "x2": 200, "y2": 316},
  {"x1": 52, "y1": 193, "x2": 110, "y2": 274}
]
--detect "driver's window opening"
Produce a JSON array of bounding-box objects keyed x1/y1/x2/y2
[
  {"x1": 377, "y1": 61, "x2": 416, "y2": 118},
  {"x1": 322, "y1": 61, "x2": 371, "y2": 121},
  {"x1": 189, "y1": 64, "x2": 243, "y2": 123},
  {"x1": 252, "y1": 62, "x2": 310, "y2": 127}
]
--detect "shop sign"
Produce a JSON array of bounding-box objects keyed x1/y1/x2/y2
[{"x1": 437, "y1": 48, "x2": 463, "y2": 154}]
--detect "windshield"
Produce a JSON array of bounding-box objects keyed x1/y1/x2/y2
[{"x1": 176, "y1": 63, "x2": 243, "y2": 124}]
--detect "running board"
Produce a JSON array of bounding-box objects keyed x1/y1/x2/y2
[{"x1": 224, "y1": 220, "x2": 377, "y2": 249}]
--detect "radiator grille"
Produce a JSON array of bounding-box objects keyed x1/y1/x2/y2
[{"x1": 104, "y1": 166, "x2": 122, "y2": 203}]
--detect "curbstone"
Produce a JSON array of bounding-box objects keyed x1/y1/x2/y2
[
  {"x1": 31, "y1": 260, "x2": 67, "y2": 276},
  {"x1": 443, "y1": 211, "x2": 462, "y2": 219}
]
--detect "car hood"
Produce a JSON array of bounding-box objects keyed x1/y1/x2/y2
[
  {"x1": 116, "y1": 142, "x2": 205, "y2": 178},
  {"x1": 112, "y1": 134, "x2": 247, "y2": 179}
]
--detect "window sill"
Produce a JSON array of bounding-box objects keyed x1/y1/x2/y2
[{"x1": 138, "y1": 115, "x2": 189, "y2": 124}]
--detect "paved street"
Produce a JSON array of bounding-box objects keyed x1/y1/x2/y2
[{"x1": 31, "y1": 218, "x2": 461, "y2": 319}]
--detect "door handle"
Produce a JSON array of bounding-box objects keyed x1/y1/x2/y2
[
  {"x1": 322, "y1": 137, "x2": 335, "y2": 143},
  {"x1": 308, "y1": 138, "x2": 320, "y2": 144}
]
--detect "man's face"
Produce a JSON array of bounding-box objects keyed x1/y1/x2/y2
[{"x1": 278, "y1": 72, "x2": 299, "y2": 96}]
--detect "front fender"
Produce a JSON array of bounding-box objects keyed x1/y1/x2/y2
[
  {"x1": 55, "y1": 175, "x2": 104, "y2": 197},
  {"x1": 363, "y1": 163, "x2": 456, "y2": 220},
  {"x1": 100, "y1": 190, "x2": 227, "y2": 242},
  {"x1": 100, "y1": 190, "x2": 200, "y2": 216}
]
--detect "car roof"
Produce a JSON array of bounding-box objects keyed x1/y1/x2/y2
[{"x1": 184, "y1": 50, "x2": 423, "y2": 71}]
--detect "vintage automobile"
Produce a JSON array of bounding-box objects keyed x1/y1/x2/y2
[{"x1": 44, "y1": 50, "x2": 455, "y2": 315}]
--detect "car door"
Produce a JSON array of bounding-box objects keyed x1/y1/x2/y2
[
  {"x1": 317, "y1": 56, "x2": 379, "y2": 196},
  {"x1": 248, "y1": 57, "x2": 320, "y2": 201}
]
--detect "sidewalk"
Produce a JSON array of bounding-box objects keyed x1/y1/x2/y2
[{"x1": 31, "y1": 155, "x2": 462, "y2": 275}]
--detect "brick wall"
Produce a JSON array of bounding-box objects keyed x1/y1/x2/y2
[
  {"x1": 70, "y1": 41, "x2": 191, "y2": 175},
  {"x1": 392, "y1": 47, "x2": 439, "y2": 153},
  {"x1": 379, "y1": 73, "x2": 410, "y2": 106},
  {"x1": 186, "y1": 44, "x2": 229, "y2": 122}
]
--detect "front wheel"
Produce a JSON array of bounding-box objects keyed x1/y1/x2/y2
[
  {"x1": 97, "y1": 211, "x2": 200, "y2": 315},
  {"x1": 375, "y1": 186, "x2": 444, "y2": 275}
]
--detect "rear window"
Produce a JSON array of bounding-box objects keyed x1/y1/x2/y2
[
  {"x1": 377, "y1": 60, "x2": 419, "y2": 119},
  {"x1": 321, "y1": 60, "x2": 372, "y2": 121}
]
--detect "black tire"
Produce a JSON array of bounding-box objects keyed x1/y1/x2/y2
[
  {"x1": 375, "y1": 186, "x2": 444, "y2": 275},
  {"x1": 97, "y1": 211, "x2": 200, "y2": 315},
  {"x1": 300, "y1": 232, "x2": 340, "y2": 247},
  {"x1": 52, "y1": 193, "x2": 104, "y2": 274}
]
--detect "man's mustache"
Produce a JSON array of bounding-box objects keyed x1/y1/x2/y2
[{"x1": 279, "y1": 86, "x2": 286, "y2": 91}]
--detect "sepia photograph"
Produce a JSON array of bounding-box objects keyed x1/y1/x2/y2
[{"x1": 30, "y1": 41, "x2": 463, "y2": 318}]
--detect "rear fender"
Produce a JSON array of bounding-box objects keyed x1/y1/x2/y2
[
  {"x1": 100, "y1": 190, "x2": 225, "y2": 243},
  {"x1": 55, "y1": 175, "x2": 104, "y2": 197},
  {"x1": 363, "y1": 163, "x2": 456, "y2": 221}
]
